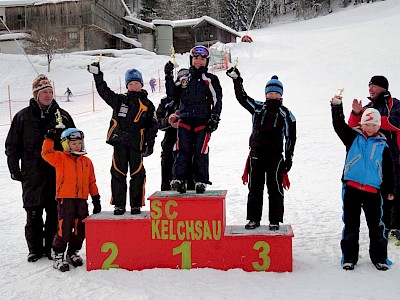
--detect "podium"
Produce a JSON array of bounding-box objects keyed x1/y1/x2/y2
[{"x1": 84, "y1": 190, "x2": 294, "y2": 272}]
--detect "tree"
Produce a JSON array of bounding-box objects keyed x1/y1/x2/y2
[
  {"x1": 140, "y1": 0, "x2": 161, "y2": 21},
  {"x1": 25, "y1": 29, "x2": 63, "y2": 72}
]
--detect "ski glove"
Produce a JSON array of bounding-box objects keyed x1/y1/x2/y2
[
  {"x1": 164, "y1": 61, "x2": 174, "y2": 79},
  {"x1": 11, "y1": 171, "x2": 23, "y2": 182},
  {"x1": 143, "y1": 145, "x2": 154, "y2": 157},
  {"x1": 87, "y1": 62, "x2": 100, "y2": 75},
  {"x1": 284, "y1": 159, "x2": 292, "y2": 173},
  {"x1": 331, "y1": 95, "x2": 342, "y2": 105},
  {"x1": 207, "y1": 114, "x2": 220, "y2": 133},
  {"x1": 282, "y1": 173, "x2": 290, "y2": 190},
  {"x1": 92, "y1": 195, "x2": 101, "y2": 214},
  {"x1": 226, "y1": 67, "x2": 241, "y2": 80}
]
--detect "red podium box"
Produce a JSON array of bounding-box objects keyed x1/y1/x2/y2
[{"x1": 84, "y1": 190, "x2": 294, "y2": 272}]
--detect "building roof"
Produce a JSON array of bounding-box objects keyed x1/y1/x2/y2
[
  {"x1": 0, "y1": 32, "x2": 30, "y2": 41},
  {"x1": 0, "y1": 0, "x2": 79, "y2": 7},
  {"x1": 113, "y1": 33, "x2": 142, "y2": 48}
]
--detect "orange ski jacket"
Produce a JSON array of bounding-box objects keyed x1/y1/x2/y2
[{"x1": 41, "y1": 139, "x2": 99, "y2": 199}]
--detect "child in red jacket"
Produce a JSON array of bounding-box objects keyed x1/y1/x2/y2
[{"x1": 42, "y1": 128, "x2": 101, "y2": 272}]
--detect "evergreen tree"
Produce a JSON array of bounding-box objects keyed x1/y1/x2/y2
[{"x1": 140, "y1": 0, "x2": 161, "y2": 21}]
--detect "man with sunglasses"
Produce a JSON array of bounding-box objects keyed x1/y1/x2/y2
[
  {"x1": 5, "y1": 74, "x2": 75, "y2": 262},
  {"x1": 226, "y1": 69, "x2": 296, "y2": 231},
  {"x1": 167, "y1": 45, "x2": 223, "y2": 194}
]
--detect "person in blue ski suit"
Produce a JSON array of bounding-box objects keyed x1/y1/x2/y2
[{"x1": 331, "y1": 94, "x2": 395, "y2": 271}]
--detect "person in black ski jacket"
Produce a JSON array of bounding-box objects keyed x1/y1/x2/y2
[
  {"x1": 167, "y1": 46, "x2": 223, "y2": 194},
  {"x1": 5, "y1": 74, "x2": 75, "y2": 262},
  {"x1": 156, "y1": 67, "x2": 195, "y2": 191},
  {"x1": 331, "y1": 94, "x2": 395, "y2": 271},
  {"x1": 226, "y1": 68, "x2": 296, "y2": 231},
  {"x1": 348, "y1": 75, "x2": 400, "y2": 239},
  {"x1": 88, "y1": 63, "x2": 157, "y2": 215}
]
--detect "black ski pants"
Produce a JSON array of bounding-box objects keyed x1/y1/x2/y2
[
  {"x1": 111, "y1": 144, "x2": 145, "y2": 208},
  {"x1": 386, "y1": 163, "x2": 400, "y2": 230},
  {"x1": 246, "y1": 152, "x2": 284, "y2": 223},
  {"x1": 173, "y1": 118, "x2": 210, "y2": 184},
  {"x1": 341, "y1": 185, "x2": 387, "y2": 265},
  {"x1": 25, "y1": 201, "x2": 58, "y2": 256},
  {"x1": 161, "y1": 150, "x2": 195, "y2": 191},
  {"x1": 53, "y1": 198, "x2": 89, "y2": 254}
]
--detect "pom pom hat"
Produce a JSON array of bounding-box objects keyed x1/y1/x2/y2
[
  {"x1": 265, "y1": 75, "x2": 283, "y2": 96},
  {"x1": 369, "y1": 75, "x2": 388, "y2": 90},
  {"x1": 361, "y1": 108, "x2": 381, "y2": 126},
  {"x1": 32, "y1": 74, "x2": 53, "y2": 100},
  {"x1": 125, "y1": 69, "x2": 143, "y2": 88}
]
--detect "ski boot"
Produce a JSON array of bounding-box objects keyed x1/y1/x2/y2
[
  {"x1": 53, "y1": 252, "x2": 70, "y2": 272},
  {"x1": 66, "y1": 251, "x2": 83, "y2": 267},
  {"x1": 245, "y1": 221, "x2": 260, "y2": 230},
  {"x1": 171, "y1": 180, "x2": 187, "y2": 194},
  {"x1": 114, "y1": 206, "x2": 126, "y2": 215},
  {"x1": 195, "y1": 182, "x2": 207, "y2": 194}
]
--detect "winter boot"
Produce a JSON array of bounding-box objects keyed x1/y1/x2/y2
[
  {"x1": 171, "y1": 180, "x2": 187, "y2": 194},
  {"x1": 269, "y1": 223, "x2": 280, "y2": 231},
  {"x1": 342, "y1": 262, "x2": 355, "y2": 271},
  {"x1": 114, "y1": 206, "x2": 126, "y2": 215},
  {"x1": 195, "y1": 182, "x2": 207, "y2": 194},
  {"x1": 53, "y1": 252, "x2": 69, "y2": 272},
  {"x1": 390, "y1": 229, "x2": 400, "y2": 240},
  {"x1": 27, "y1": 253, "x2": 42, "y2": 263},
  {"x1": 66, "y1": 251, "x2": 83, "y2": 267},
  {"x1": 375, "y1": 263, "x2": 389, "y2": 271},
  {"x1": 245, "y1": 221, "x2": 260, "y2": 230},
  {"x1": 131, "y1": 207, "x2": 141, "y2": 215}
]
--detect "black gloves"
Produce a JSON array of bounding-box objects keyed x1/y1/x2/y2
[
  {"x1": 284, "y1": 158, "x2": 293, "y2": 173},
  {"x1": 87, "y1": 62, "x2": 100, "y2": 75},
  {"x1": 164, "y1": 61, "x2": 174, "y2": 79},
  {"x1": 226, "y1": 67, "x2": 241, "y2": 80},
  {"x1": 207, "y1": 114, "x2": 220, "y2": 133},
  {"x1": 143, "y1": 144, "x2": 154, "y2": 157},
  {"x1": 11, "y1": 171, "x2": 23, "y2": 182},
  {"x1": 92, "y1": 195, "x2": 101, "y2": 214},
  {"x1": 45, "y1": 128, "x2": 58, "y2": 141}
]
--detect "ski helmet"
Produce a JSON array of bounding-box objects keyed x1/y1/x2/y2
[
  {"x1": 189, "y1": 45, "x2": 210, "y2": 67},
  {"x1": 60, "y1": 128, "x2": 86, "y2": 155}
]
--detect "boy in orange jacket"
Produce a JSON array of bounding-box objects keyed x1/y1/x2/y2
[{"x1": 42, "y1": 128, "x2": 101, "y2": 272}]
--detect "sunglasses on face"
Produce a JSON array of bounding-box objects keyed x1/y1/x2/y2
[{"x1": 190, "y1": 46, "x2": 210, "y2": 59}]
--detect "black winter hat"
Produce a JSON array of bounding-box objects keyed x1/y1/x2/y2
[{"x1": 369, "y1": 75, "x2": 389, "y2": 90}]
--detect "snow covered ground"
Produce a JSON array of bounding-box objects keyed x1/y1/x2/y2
[{"x1": 1, "y1": 0, "x2": 400, "y2": 299}]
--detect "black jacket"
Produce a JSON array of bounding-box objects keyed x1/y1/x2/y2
[
  {"x1": 5, "y1": 99, "x2": 75, "y2": 207},
  {"x1": 171, "y1": 67, "x2": 222, "y2": 119},
  {"x1": 233, "y1": 79, "x2": 296, "y2": 163},
  {"x1": 94, "y1": 72, "x2": 157, "y2": 151},
  {"x1": 156, "y1": 96, "x2": 178, "y2": 157}
]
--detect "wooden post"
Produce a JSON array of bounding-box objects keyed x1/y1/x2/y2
[
  {"x1": 8, "y1": 85, "x2": 12, "y2": 123},
  {"x1": 92, "y1": 81, "x2": 95, "y2": 112}
]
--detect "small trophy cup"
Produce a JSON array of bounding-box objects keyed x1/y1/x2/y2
[
  {"x1": 332, "y1": 88, "x2": 344, "y2": 105},
  {"x1": 170, "y1": 46, "x2": 179, "y2": 68},
  {"x1": 55, "y1": 109, "x2": 66, "y2": 129}
]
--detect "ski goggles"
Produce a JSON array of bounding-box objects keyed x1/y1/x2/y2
[
  {"x1": 67, "y1": 131, "x2": 84, "y2": 141},
  {"x1": 190, "y1": 46, "x2": 210, "y2": 59}
]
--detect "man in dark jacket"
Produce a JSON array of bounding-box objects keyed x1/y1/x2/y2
[
  {"x1": 5, "y1": 74, "x2": 75, "y2": 262},
  {"x1": 348, "y1": 75, "x2": 400, "y2": 238},
  {"x1": 88, "y1": 63, "x2": 157, "y2": 215},
  {"x1": 226, "y1": 68, "x2": 296, "y2": 231}
]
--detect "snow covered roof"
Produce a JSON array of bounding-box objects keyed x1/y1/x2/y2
[
  {"x1": 113, "y1": 33, "x2": 142, "y2": 48},
  {"x1": 153, "y1": 16, "x2": 240, "y2": 37},
  {"x1": 0, "y1": 0, "x2": 78, "y2": 7},
  {"x1": 123, "y1": 16, "x2": 155, "y2": 30},
  {"x1": 0, "y1": 32, "x2": 30, "y2": 41}
]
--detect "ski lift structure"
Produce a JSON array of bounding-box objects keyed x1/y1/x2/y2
[{"x1": 241, "y1": 0, "x2": 263, "y2": 43}]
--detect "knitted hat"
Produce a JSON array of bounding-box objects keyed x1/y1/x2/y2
[
  {"x1": 361, "y1": 108, "x2": 381, "y2": 126},
  {"x1": 32, "y1": 74, "x2": 53, "y2": 99},
  {"x1": 265, "y1": 75, "x2": 283, "y2": 96},
  {"x1": 125, "y1": 69, "x2": 143, "y2": 87},
  {"x1": 369, "y1": 75, "x2": 388, "y2": 90}
]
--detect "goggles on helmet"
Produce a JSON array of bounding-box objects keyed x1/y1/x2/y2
[
  {"x1": 190, "y1": 46, "x2": 210, "y2": 59},
  {"x1": 67, "y1": 130, "x2": 84, "y2": 141}
]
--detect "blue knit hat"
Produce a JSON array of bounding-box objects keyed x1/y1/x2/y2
[
  {"x1": 265, "y1": 75, "x2": 283, "y2": 96},
  {"x1": 125, "y1": 69, "x2": 143, "y2": 87}
]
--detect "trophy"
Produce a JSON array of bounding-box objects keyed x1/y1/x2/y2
[
  {"x1": 170, "y1": 46, "x2": 179, "y2": 68},
  {"x1": 55, "y1": 109, "x2": 66, "y2": 129},
  {"x1": 332, "y1": 88, "x2": 344, "y2": 105},
  {"x1": 233, "y1": 57, "x2": 239, "y2": 69}
]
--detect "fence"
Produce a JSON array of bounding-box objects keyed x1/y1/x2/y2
[{"x1": 0, "y1": 76, "x2": 167, "y2": 126}]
